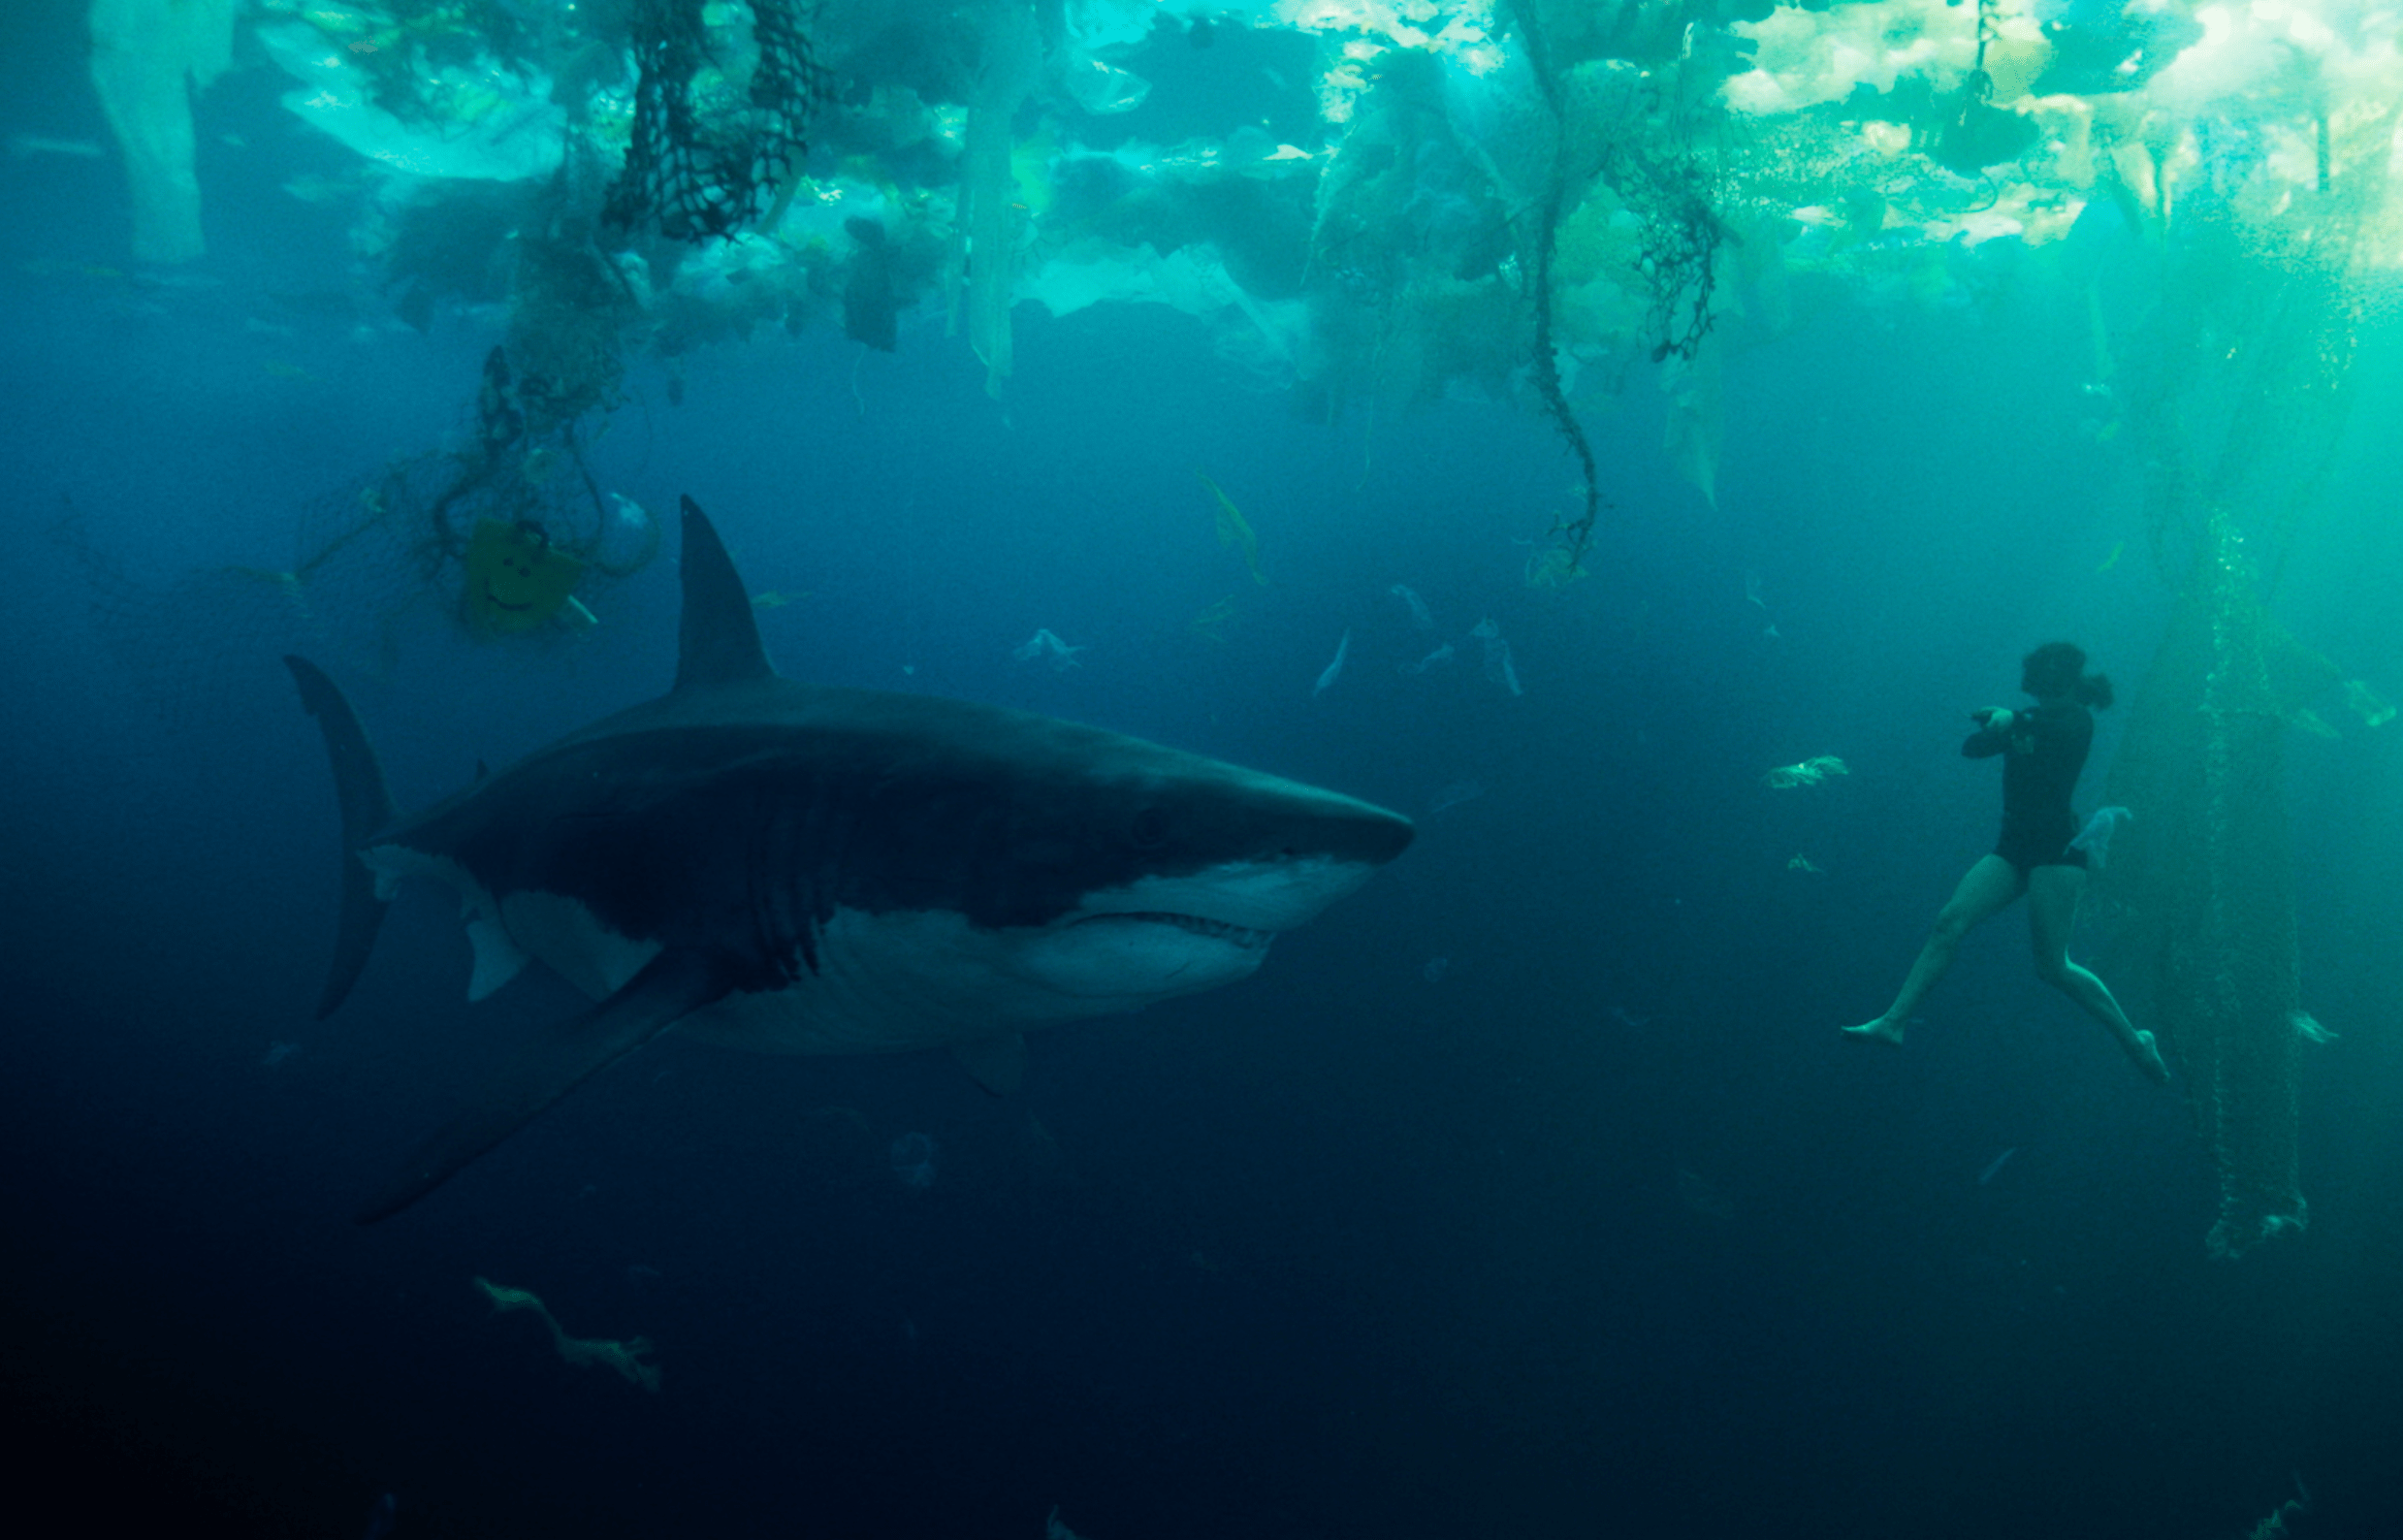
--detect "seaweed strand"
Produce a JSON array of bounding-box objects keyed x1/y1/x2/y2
[{"x1": 1507, "y1": 0, "x2": 1603, "y2": 573}]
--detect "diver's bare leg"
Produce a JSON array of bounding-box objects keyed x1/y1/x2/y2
[
  {"x1": 2028, "y1": 864, "x2": 2169, "y2": 1085},
  {"x1": 1845, "y1": 854, "x2": 2025, "y2": 1044}
]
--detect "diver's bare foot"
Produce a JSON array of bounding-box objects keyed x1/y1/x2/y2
[
  {"x1": 1842, "y1": 1018, "x2": 1905, "y2": 1045},
  {"x1": 2122, "y1": 1028, "x2": 2171, "y2": 1086}
]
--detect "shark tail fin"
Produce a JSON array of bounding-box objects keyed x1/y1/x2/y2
[
  {"x1": 284, "y1": 656, "x2": 398, "y2": 1019},
  {"x1": 357, "y1": 948, "x2": 730, "y2": 1223}
]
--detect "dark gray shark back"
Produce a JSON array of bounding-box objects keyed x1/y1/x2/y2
[{"x1": 386, "y1": 680, "x2": 1409, "y2": 968}]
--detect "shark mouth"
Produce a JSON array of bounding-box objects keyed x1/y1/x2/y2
[{"x1": 1078, "y1": 912, "x2": 1274, "y2": 949}]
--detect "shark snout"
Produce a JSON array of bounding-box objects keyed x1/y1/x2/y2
[{"x1": 1273, "y1": 787, "x2": 1416, "y2": 871}]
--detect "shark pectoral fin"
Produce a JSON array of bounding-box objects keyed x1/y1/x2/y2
[
  {"x1": 285, "y1": 656, "x2": 399, "y2": 1019},
  {"x1": 464, "y1": 915, "x2": 529, "y2": 1003},
  {"x1": 356, "y1": 948, "x2": 729, "y2": 1224},
  {"x1": 950, "y1": 1034, "x2": 1028, "y2": 1096}
]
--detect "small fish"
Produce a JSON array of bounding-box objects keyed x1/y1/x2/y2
[
  {"x1": 1197, "y1": 471, "x2": 1267, "y2": 586},
  {"x1": 1764, "y1": 755, "x2": 1847, "y2": 789},
  {"x1": 1677, "y1": 1165, "x2": 1736, "y2": 1224},
  {"x1": 751, "y1": 592, "x2": 789, "y2": 609},
  {"x1": 1312, "y1": 628, "x2": 1351, "y2": 697},
  {"x1": 1787, "y1": 853, "x2": 1823, "y2": 874},
  {"x1": 2096, "y1": 540, "x2": 2125, "y2": 573},
  {"x1": 1400, "y1": 642, "x2": 1454, "y2": 676},
  {"x1": 1471, "y1": 619, "x2": 1522, "y2": 697},
  {"x1": 2343, "y1": 678, "x2": 2396, "y2": 727},
  {"x1": 1389, "y1": 584, "x2": 1434, "y2": 630},
  {"x1": 890, "y1": 1132, "x2": 938, "y2": 1190},
  {"x1": 261, "y1": 1041, "x2": 303, "y2": 1068},
  {"x1": 1190, "y1": 594, "x2": 1238, "y2": 641},
  {"x1": 1426, "y1": 780, "x2": 1483, "y2": 815},
  {"x1": 1012, "y1": 628, "x2": 1084, "y2": 670},
  {"x1": 1977, "y1": 1146, "x2": 2018, "y2": 1185},
  {"x1": 6, "y1": 133, "x2": 104, "y2": 160},
  {"x1": 1422, "y1": 956, "x2": 1449, "y2": 982},
  {"x1": 280, "y1": 175, "x2": 360, "y2": 205},
  {"x1": 2067, "y1": 805, "x2": 2131, "y2": 867}
]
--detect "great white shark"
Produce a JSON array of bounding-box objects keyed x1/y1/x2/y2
[{"x1": 289, "y1": 498, "x2": 1414, "y2": 1221}]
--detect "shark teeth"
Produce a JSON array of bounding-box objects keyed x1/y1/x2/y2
[{"x1": 1083, "y1": 912, "x2": 1273, "y2": 949}]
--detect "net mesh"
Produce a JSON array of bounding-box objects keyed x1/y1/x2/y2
[
  {"x1": 603, "y1": 0, "x2": 829, "y2": 243},
  {"x1": 2096, "y1": 131, "x2": 2385, "y2": 1255}
]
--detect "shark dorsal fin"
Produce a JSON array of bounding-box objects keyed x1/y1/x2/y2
[{"x1": 674, "y1": 496, "x2": 776, "y2": 692}]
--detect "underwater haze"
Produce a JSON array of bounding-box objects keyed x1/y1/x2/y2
[{"x1": 6, "y1": 3, "x2": 2403, "y2": 1538}]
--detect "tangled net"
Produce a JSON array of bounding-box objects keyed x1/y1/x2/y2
[{"x1": 603, "y1": 0, "x2": 831, "y2": 242}]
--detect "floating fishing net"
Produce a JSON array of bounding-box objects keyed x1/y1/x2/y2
[{"x1": 603, "y1": 0, "x2": 830, "y2": 242}]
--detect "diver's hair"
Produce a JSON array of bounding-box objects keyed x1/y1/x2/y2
[{"x1": 2022, "y1": 642, "x2": 2112, "y2": 709}]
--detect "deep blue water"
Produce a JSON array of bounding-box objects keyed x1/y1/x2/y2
[{"x1": 6, "y1": 9, "x2": 2403, "y2": 1539}]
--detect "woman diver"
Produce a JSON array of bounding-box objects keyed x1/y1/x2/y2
[{"x1": 1844, "y1": 642, "x2": 2170, "y2": 1084}]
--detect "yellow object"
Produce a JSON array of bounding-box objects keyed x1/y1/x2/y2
[
  {"x1": 475, "y1": 1276, "x2": 660, "y2": 1392},
  {"x1": 1523, "y1": 543, "x2": 1585, "y2": 590},
  {"x1": 464, "y1": 519, "x2": 585, "y2": 634},
  {"x1": 88, "y1": 0, "x2": 240, "y2": 263},
  {"x1": 1195, "y1": 471, "x2": 1266, "y2": 585}
]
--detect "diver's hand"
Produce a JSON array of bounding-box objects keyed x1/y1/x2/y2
[{"x1": 1971, "y1": 707, "x2": 2013, "y2": 730}]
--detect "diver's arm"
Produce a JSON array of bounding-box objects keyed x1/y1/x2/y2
[{"x1": 1962, "y1": 707, "x2": 2014, "y2": 756}]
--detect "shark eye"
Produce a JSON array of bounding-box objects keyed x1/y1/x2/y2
[{"x1": 1129, "y1": 806, "x2": 1170, "y2": 850}]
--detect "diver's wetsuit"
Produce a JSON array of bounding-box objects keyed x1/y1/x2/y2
[{"x1": 1963, "y1": 703, "x2": 2093, "y2": 876}]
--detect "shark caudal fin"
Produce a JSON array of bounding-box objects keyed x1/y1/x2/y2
[
  {"x1": 284, "y1": 656, "x2": 398, "y2": 1018},
  {"x1": 356, "y1": 948, "x2": 731, "y2": 1223},
  {"x1": 672, "y1": 496, "x2": 777, "y2": 691}
]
